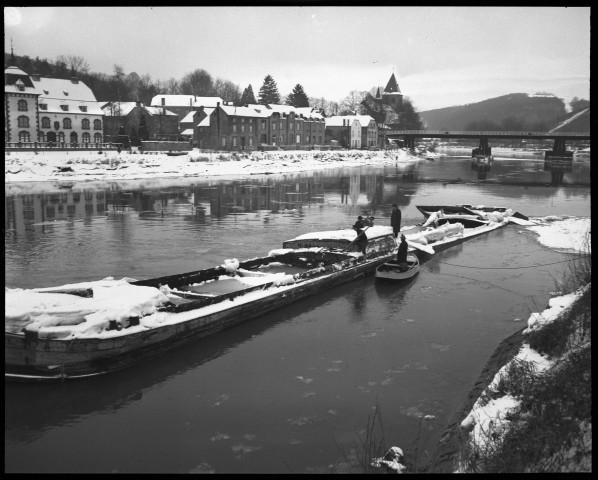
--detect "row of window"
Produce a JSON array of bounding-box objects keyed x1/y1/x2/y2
[
  {"x1": 17, "y1": 116, "x2": 102, "y2": 130},
  {"x1": 18, "y1": 99, "x2": 88, "y2": 113},
  {"x1": 220, "y1": 135, "x2": 324, "y2": 148},
  {"x1": 18, "y1": 131, "x2": 103, "y2": 143}
]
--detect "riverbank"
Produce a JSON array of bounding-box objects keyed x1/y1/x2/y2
[
  {"x1": 424, "y1": 253, "x2": 591, "y2": 473},
  {"x1": 4, "y1": 148, "x2": 420, "y2": 184}
]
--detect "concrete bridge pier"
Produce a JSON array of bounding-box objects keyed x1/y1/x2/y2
[
  {"x1": 545, "y1": 137, "x2": 573, "y2": 162},
  {"x1": 404, "y1": 136, "x2": 416, "y2": 150},
  {"x1": 472, "y1": 137, "x2": 491, "y2": 157}
]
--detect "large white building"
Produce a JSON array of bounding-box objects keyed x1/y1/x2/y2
[{"x1": 5, "y1": 65, "x2": 103, "y2": 145}]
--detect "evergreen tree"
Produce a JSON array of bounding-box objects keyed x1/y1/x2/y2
[
  {"x1": 287, "y1": 84, "x2": 310, "y2": 107},
  {"x1": 240, "y1": 84, "x2": 257, "y2": 105},
  {"x1": 257, "y1": 74, "x2": 281, "y2": 105}
]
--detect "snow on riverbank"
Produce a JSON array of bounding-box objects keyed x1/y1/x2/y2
[{"x1": 5, "y1": 148, "x2": 419, "y2": 184}]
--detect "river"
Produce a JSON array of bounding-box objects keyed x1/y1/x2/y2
[{"x1": 4, "y1": 153, "x2": 591, "y2": 473}]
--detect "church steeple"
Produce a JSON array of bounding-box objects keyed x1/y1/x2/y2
[
  {"x1": 384, "y1": 72, "x2": 401, "y2": 94},
  {"x1": 10, "y1": 38, "x2": 16, "y2": 65}
]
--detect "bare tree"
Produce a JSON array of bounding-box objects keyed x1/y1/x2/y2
[
  {"x1": 56, "y1": 55, "x2": 90, "y2": 75},
  {"x1": 339, "y1": 90, "x2": 368, "y2": 115},
  {"x1": 164, "y1": 77, "x2": 180, "y2": 95},
  {"x1": 179, "y1": 69, "x2": 214, "y2": 96}
]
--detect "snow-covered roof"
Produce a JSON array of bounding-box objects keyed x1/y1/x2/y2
[
  {"x1": 197, "y1": 108, "x2": 215, "y2": 127},
  {"x1": 101, "y1": 102, "x2": 177, "y2": 117},
  {"x1": 193, "y1": 96, "x2": 223, "y2": 108},
  {"x1": 151, "y1": 94, "x2": 196, "y2": 107},
  {"x1": 180, "y1": 129, "x2": 194, "y2": 136},
  {"x1": 220, "y1": 105, "x2": 271, "y2": 118},
  {"x1": 150, "y1": 95, "x2": 224, "y2": 108},
  {"x1": 181, "y1": 111, "x2": 197, "y2": 123},
  {"x1": 325, "y1": 115, "x2": 375, "y2": 128},
  {"x1": 34, "y1": 77, "x2": 102, "y2": 115}
]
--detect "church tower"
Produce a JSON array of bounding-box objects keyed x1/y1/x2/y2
[{"x1": 381, "y1": 72, "x2": 403, "y2": 107}]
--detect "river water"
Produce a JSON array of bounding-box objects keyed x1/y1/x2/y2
[{"x1": 4, "y1": 153, "x2": 591, "y2": 473}]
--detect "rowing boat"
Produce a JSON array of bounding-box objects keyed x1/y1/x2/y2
[
  {"x1": 375, "y1": 253, "x2": 420, "y2": 282},
  {"x1": 5, "y1": 227, "x2": 397, "y2": 382}
]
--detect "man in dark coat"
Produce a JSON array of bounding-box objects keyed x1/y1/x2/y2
[
  {"x1": 396, "y1": 234, "x2": 408, "y2": 271},
  {"x1": 391, "y1": 204, "x2": 402, "y2": 238}
]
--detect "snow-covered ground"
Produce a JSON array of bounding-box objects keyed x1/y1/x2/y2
[{"x1": 4, "y1": 148, "x2": 420, "y2": 184}]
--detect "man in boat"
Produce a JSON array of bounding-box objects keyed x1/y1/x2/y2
[
  {"x1": 391, "y1": 204, "x2": 402, "y2": 238},
  {"x1": 396, "y1": 234, "x2": 408, "y2": 271}
]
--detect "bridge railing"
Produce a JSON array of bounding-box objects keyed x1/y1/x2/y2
[{"x1": 385, "y1": 130, "x2": 590, "y2": 137}]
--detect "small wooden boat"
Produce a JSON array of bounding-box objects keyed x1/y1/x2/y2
[
  {"x1": 375, "y1": 253, "x2": 420, "y2": 282},
  {"x1": 5, "y1": 226, "x2": 397, "y2": 382},
  {"x1": 166, "y1": 151, "x2": 189, "y2": 156}
]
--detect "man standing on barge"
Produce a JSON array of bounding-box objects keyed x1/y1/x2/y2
[{"x1": 391, "y1": 204, "x2": 402, "y2": 238}]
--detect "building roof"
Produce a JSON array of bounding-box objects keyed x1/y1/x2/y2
[
  {"x1": 181, "y1": 111, "x2": 197, "y2": 123},
  {"x1": 197, "y1": 108, "x2": 215, "y2": 127},
  {"x1": 180, "y1": 129, "x2": 194, "y2": 136},
  {"x1": 383, "y1": 73, "x2": 402, "y2": 95},
  {"x1": 101, "y1": 102, "x2": 176, "y2": 117},
  {"x1": 150, "y1": 94, "x2": 224, "y2": 108},
  {"x1": 34, "y1": 76, "x2": 103, "y2": 115},
  {"x1": 325, "y1": 115, "x2": 375, "y2": 128},
  {"x1": 220, "y1": 104, "x2": 271, "y2": 118}
]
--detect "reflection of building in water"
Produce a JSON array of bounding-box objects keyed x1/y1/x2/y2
[
  {"x1": 191, "y1": 177, "x2": 326, "y2": 217},
  {"x1": 5, "y1": 189, "x2": 107, "y2": 235},
  {"x1": 348, "y1": 174, "x2": 360, "y2": 207}
]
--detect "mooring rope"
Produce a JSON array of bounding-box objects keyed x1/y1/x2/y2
[{"x1": 425, "y1": 257, "x2": 585, "y2": 270}]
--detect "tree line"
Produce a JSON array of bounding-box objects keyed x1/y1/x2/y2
[{"x1": 5, "y1": 52, "x2": 424, "y2": 128}]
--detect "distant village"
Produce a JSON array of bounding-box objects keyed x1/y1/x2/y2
[{"x1": 5, "y1": 61, "x2": 406, "y2": 152}]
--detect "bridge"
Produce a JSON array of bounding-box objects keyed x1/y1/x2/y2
[{"x1": 384, "y1": 130, "x2": 591, "y2": 158}]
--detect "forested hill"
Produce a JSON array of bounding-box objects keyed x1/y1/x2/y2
[{"x1": 418, "y1": 93, "x2": 588, "y2": 132}]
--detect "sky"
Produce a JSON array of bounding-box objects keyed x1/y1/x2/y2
[{"x1": 4, "y1": 6, "x2": 591, "y2": 111}]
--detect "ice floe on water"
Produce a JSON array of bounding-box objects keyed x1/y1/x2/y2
[{"x1": 527, "y1": 216, "x2": 590, "y2": 254}]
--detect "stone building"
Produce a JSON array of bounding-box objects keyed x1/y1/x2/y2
[{"x1": 5, "y1": 65, "x2": 103, "y2": 145}]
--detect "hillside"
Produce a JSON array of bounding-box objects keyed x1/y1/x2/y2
[{"x1": 419, "y1": 93, "x2": 575, "y2": 132}]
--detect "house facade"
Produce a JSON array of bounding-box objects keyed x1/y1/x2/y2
[
  {"x1": 101, "y1": 101, "x2": 179, "y2": 143},
  {"x1": 325, "y1": 114, "x2": 378, "y2": 148},
  {"x1": 5, "y1": 65, "x2": 104, "y2": 145}
]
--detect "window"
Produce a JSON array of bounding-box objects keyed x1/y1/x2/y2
[
  {"x1": 70, "y1": 132, "x2": 78, "y2": 143},
  {"x1": 41, "y1": 117, "x2": 51, "y2": 128},
  {"x1": 46, "y1": 206, "x2": 55, "y2": 218},
  {"x1": 63, "y1": 118, "x2": 72, "y2": 129},
  {"x1": 82, "y1": 119, "x2": 90, "y2": 129},
  {"x1": 249, "y1": 137, "x2": 253, "y2": 147},
  {"x1": 280, "y1": 135, "x2": 284, "y2": 143},
  {"x1": 39, "y1": 104, "x2": 48, "y2": 110},
  {"x1": 18, "y1": 100, "x2": 28, "y2": 111},
  {"x1": 232, "y1": 124, "x2": 237, "y2": 133},
  {"x1": 18, "y1": 131, "x2": 30, "y2": 143},
  {"x1": 93, "y1": 119, "x2": 101, "y2": 130},
  {"x1": 58, "y1": 132, "x2": 65, "y2": 143},
  {"x1": 249, "y1": 124, "x2": 253, "y2": 133},
  {"x1": 261, "y1": 120, "x2": 266, "y2": 130},
  {"x1": 221, "y1": 136, "x2": 226, "y2": 147},
  {"x1": 290, "y1": 122, "x2": 293, "y2": 130},
  {"x1": 38, "y1": 132, "x2": 45, "y2": 142},
  {"x1": 79, "y1": 106, "x2": 87, "y2": 112},
  {"x1": 296, "y1": 134, "x2": 301, "y2": 143},
  {"x1": 241, "y1": 124, "x2": 245, "y2": 133},
  {"x1": 233, "y1": 137, "x2": 237, "y2": 147},
  {"x1": 82, "y1": 132, "x2": 91, "y2": 143},
  {"x1": 279, "y1": 122, "x2": 283, "y2": 130},
  {"x1": 85, "y1": 204, "x2": 94, "y2": 215},
  {"x1": 67, "y1": 205, "x2": 76, "y2": 216},
  {"x1": 272, "y1": 123, "x2": 276, "y2": 130},
  {"x1": 18, "y1": 116, "x2": 29, "y2": 128},
  {"x1": 94, "y1": 133, "x2": 102, "y2": 143},
  {"x1": 60, "y1": 105, "x2": 69, "y2": 111}
]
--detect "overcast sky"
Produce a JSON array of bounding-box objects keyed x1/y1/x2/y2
[{"x1": 4, "y1": 6, "x2": 590, "y2": 111}]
